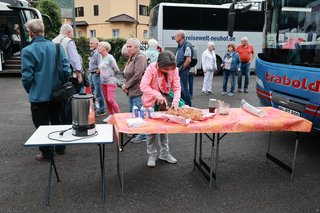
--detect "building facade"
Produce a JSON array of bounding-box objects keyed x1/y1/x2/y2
[{"x1": 71, "y1": 0, "x2": 150, "y2": 41}]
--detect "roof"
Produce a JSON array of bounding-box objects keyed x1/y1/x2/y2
[
  {"x1": 71, "y1": 21, "x2": 88, "y2": 26},
  {"x1": 106, "y1": 14, "x2": 138, "y2": 23}
]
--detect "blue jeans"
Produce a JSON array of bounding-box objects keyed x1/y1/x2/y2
[
  {"x1": 90, "y1": 73, "x2": 106, "y2": 113},
  {"x1": 179, "y1": 68, "x2": 192, "y2": 106},
  {"x1": 238, "y1": 62, "x2": 250, "y2": 90},
  {"x1": 223, "y1": 69, "x2": 235, "y2": 93},
  {"x1": 188, "y1": 73, "x2": 194, "y2": 98},
  {"x1": 129, "y1": 95, "x2": 142, "y2": 112}
]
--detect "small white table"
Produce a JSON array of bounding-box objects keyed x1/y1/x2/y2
[{"x1": 24, "y1": 124, "x2": 113, "y2": 205}]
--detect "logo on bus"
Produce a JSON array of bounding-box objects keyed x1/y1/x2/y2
[{"x1": 266, "y1": 72, "x2": 320, "y2": 93}]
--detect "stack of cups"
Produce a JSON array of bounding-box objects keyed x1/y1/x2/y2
[{"x1": 218, "y1": 101, "x2": 230, "y2": 115}]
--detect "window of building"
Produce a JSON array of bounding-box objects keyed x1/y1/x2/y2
[
  {"x1": 112, "y1": 29, "x2": 120, "y2": 37},
  {"x1": 75, "y1": 7, "x2": 84, "y2": 17},
  {"x1": 90, "y1": 30, "x2": 96, "y2": 38},
  {"x1": 78, "y1": 31, "x2": 82, "y2": 37},
  {"x1": 94, "y1": 5, "x2": 99, "y2": 16},
  {"x1": 143, "y1": 30, "x2": 148, "y2": 39},
  {"x1": 139, "y1": 5, "x2": 149, "y2": 16}
]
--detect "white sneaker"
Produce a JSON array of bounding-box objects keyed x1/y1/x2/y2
[
  {"x1": 159, "y1": 153, "x2": 177, "y2": 164},
  {"x1": 147, "y1": 155, "x2": 157, "y2": 167},
  {"x1": 103, "y1": 115, "x2": 112, "y2": 123},
  {"x1": 130, "y1": 134, "x2": 147, "y2": 143},
  {"x1": 221, "y1": 91, "x2": 227, "y2": 96}
]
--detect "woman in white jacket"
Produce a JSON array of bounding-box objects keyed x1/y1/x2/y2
[{"x1": 201, "y1": 42, "x2": 217, "y2": 95}]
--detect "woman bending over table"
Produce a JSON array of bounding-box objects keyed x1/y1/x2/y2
[{"x1": 140, "y1": 51, "x2": 181, "y2": 167}]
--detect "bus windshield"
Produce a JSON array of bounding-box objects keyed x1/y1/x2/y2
[
  {"x1": 264, "y1": 0, "x2": 320, "y2": 67},
  {"x1": 149, "y1": 4, "x2": 159, "y2": 40}
]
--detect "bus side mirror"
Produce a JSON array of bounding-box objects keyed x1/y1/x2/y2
[
  {"x1": 228, "y1": 11, "x2": 235, "y2": 37},
  {"x1": 228, "y1": 3, "x2": 236, "y2": 37}
]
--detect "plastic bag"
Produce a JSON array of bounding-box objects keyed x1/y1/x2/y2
[{"x1": 240, "y1": 99, "x2": 265, "y2": 117}]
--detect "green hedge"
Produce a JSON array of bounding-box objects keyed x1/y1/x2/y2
[{"x1": 75, "y1": 37, "x2": 127, "y2": 71}]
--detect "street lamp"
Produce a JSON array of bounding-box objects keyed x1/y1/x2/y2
[{"x1": 72, "y1": 0, "x2": 76, "y2": 38}]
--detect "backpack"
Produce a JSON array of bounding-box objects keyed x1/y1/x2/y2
[{"x1": 184, "y1": 41, "x2": 198, "y2": 67}]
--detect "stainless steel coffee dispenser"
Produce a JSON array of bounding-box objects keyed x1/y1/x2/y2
[{"x1": 71, "y1": 93, "x2": 96, "y2": 136}]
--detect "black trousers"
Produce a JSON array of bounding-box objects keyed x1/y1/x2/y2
[{"x1": 30, "y1": 101, "x2": 64, "y2": 158}]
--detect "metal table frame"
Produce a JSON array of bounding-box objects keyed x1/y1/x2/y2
[
  {"x1": 24, "y1": 124, "x2": 113, "y2": 205},
  {"x1": 193, "y1": 132, "x2": 300, "y2": 188},
  {"x1": 116, "y1": 132, "x2": 135, "y2": 195},
  {"x1": 45, "y1": 144, "x2": 106, "y2": 205}
]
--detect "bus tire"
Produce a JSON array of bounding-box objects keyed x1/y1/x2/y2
[{"x1": 215, "y1": 56, "x2": 222, "y2": 75}]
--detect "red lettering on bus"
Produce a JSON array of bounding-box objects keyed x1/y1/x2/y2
[{"x1": 265, "y1": 72, "x2": 320, "y2": 93}]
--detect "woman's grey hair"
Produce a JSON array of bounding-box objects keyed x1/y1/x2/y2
[
  {"x1": 207, "y1": 42, "x2": 215, "y2": 48},
  {"x1": 157, "y1": 51, "x2": 177, "y2": 69},
  {"x1": 99, "y1": 41, "x2": 111, "y2": 52},
  {"x1": 126, "y1": 38, "x2": 141, "y2": 48},
  {"x1": 175, "y1": 30, "x2": 186, "y2": 38},
  {"x1": 60, "y1": 24, "x2": 73, "y2": 35},
  {"x1": 121, "y1": 44, "x2": 129, "y2": 57},
  {"x1": 148, "y1": 38, "x2": 158, "y2": 48},
  {"x1": 25, "y1": 19, "x2": 44, "y2": 35}
]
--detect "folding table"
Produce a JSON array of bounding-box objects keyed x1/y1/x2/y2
[
  {"x1": 109, "y1": 107, "x2": 312, "y2": 193},
  {"x1": 24, "y1": 124, "x2": 113, "y2": 205}
]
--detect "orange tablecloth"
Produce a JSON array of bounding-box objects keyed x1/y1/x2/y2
[{"x1": 109, "y1": 107, "x2": 312, "y2": 143}]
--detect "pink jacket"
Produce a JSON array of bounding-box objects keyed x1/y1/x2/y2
[{"x1": 140, "y1": 62, "x2": 181, "y2": 108}]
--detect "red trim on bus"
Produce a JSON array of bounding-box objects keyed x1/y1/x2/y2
[
  {"x1": 306, "y1": 104, "x2": 318, "y2": 110},
  {"x1": 256, "y1": 92, "x2": 272, "y2": 101},
  {"x1": 256, "y1": 87, "x2": 271, "y2": 96},
  {"x1": 305, "y1": 105, "x2": 320, "y2": 117},
  {"x1": 256, "y1": 88, "x2": 272, "y2": 101}
]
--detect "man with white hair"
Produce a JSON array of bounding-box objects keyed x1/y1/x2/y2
[
  {"x1": 175, "y1": 30, "x2": 192, "y2": 106},
  {"x1": 236, "y1": 36, "x2": 255, "y2": 93},
  {"x1": 53, "y1": 24, "x2": 83, "y2": 124},
  {"x1": 145, "y1": 38, "x2": 160, "y2": 64}
]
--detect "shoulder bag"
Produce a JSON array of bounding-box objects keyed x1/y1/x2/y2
[{"x1": 52, "y1": 44, "x2": 77, "y2": 102}]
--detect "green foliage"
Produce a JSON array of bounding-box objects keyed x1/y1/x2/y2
[
  {"x1": 150, "y1": 0, "x2": 232, "y2": 9},
  {"x1": 75, "y1": 37, "x2": 90, "y2": 69},
  {"x1": 75, "y1": 37, "x2": 127, "y2": 71},
  {"x1": 36, "y1": 0, "x2": 62, "y2": 40},
  {"x1": 54, "y1": 0, "x2": 72, "y2": 8}
]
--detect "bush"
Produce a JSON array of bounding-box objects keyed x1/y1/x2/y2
[
  {"x1": 36, "y1": 0, "x2": 62, "y2": 40},
  {"x1": 75, "y1": 37, "x2": 127, "y2": 70}
]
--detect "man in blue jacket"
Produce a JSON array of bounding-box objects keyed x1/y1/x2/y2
[
  {"x1": 21, "y1": 19, "x2": 70, "y2": 161},
  {"x1": 175, "y1": 30, "x2": 192, "y2": 106}
]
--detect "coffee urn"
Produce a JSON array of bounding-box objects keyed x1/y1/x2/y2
[{"x1": 71, "y1": 93, "x2": 96, "y2": 136}]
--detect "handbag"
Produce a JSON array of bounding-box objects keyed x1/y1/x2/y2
[{"x1": 52, "y1": 44, "x2": 77, "y2": 102}]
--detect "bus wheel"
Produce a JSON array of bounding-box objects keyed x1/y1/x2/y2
[{"x1": 215, "y1": 57, "x2": 222, "y2": 75}]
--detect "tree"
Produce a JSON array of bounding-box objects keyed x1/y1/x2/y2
[
  {"x1": 149, "y1": 0, "x2": 233, "y2": 9},
  {"x1": 36, "y1": 0, "x2": 62, "y2": 40}
]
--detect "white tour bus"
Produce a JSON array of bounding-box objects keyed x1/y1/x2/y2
[
  {"x1": 149, "y1": 2, "x2": 265, "y2": 73},
  {"x1": 0, "y1": 0, "x2": 44, "y2": 73}
]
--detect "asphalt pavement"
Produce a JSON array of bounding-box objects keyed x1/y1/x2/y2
[{"x1": 0, "y1": 74, "x2": 320, "y2": 213}]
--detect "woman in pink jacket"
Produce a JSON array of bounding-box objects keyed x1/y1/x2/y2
[{"x1": 140, "y1": 51, "x2": 181, "y2": 167}]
